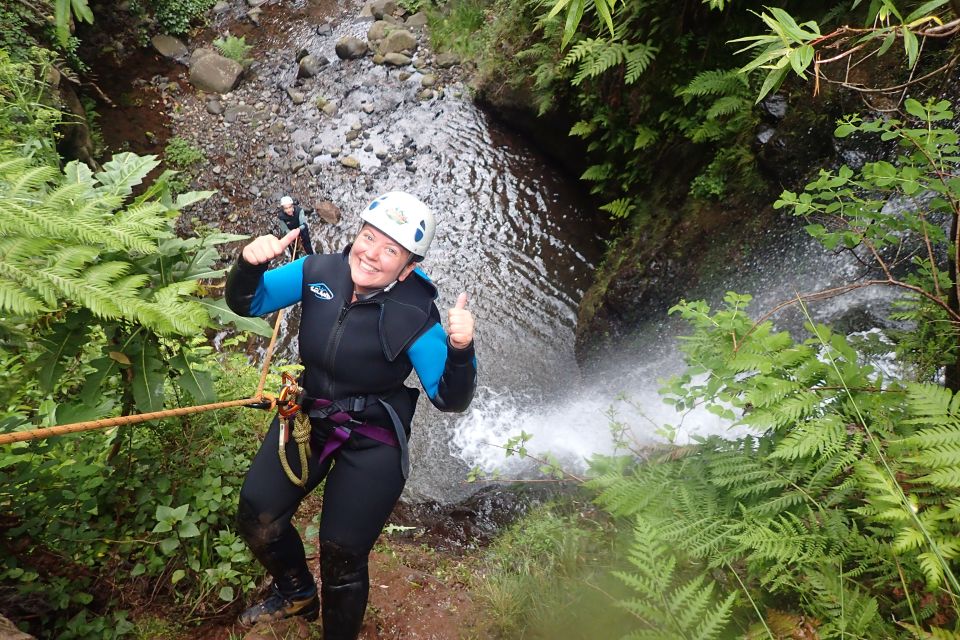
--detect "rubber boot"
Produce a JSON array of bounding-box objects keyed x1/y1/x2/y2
[
  {"x1": 239, "y1": 581, "x2": 319, "y2": 626},
  {"x1": 320, "y1": 541, "x2": 369, "y2": 640},
  {"x1": 236, "y1": 500, "x2": 318, "y2": 625}
]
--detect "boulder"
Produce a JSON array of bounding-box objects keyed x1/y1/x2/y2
[
  {"x1": 298, "y1": 54, "x2": 329, "y2": 78},
  {"x1": 191, "y1": 47, "x2": 216, "y2": 65},
  {"x1": 434, "y1": 51, "x2": 460, "y2": 68},
  {"x1": 335, "y1": 36, "x2": 369, "y2": 60},
  {"x1": 315, "y1": 201, "x2": 342, "y2": 224},
  {"x1": 405, "y1": 11, "x2": 428, "y2": 27},
  {"x1": 190, "y1": 53, "x2": 244, "y2": 93},
  {"x1": 370, "y1": 0, "x2": 398, "y2": 19},
  {"x1": 380, "y1": 30, "x2": 417, "y2": 55},
  {"x1": 383, "y1": 52, "x2": 411, "y2": 66},
  {"x1": 151, "y1": 35, "x2": 188, "y2": 60},
  {"x1": 367, "y1": 20, "x2": 392, "y2": 41}
]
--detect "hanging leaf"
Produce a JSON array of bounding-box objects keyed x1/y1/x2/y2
[
  {"x1": 903, "y1": 27, "x2": 919, "y2": 68},
  {"x1": 197, "y1": 298, "x2": 273, "y2": 338},
  {"x1": 129, "y1": 339, "x2": 166, "y2": 415},
  {"x1": 169, "y1": 352, "x2": 216, "y2": 404}
]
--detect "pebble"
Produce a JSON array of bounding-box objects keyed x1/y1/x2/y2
[{"x1": 340, "y1": 156, "x2": 360, "y2": 169}]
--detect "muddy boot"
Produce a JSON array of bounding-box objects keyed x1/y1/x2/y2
[
  {"x1": 239, "y1": 582, "x2": 320, "y2": 626},
  {"x1": 320, "y1": 542, "x2": 369, "y2": 640}
]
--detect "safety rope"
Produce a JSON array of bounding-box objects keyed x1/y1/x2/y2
[
  {"x1": 278, "y1": 413, "x2": 312, "y2": 488},
  {"x1": 0, "y1": 235, "x2": 305, "y2": 448},
  {"x1": 0, "y1": 397, "x2": 274, "y2": 446}
]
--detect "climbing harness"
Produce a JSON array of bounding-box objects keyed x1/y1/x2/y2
[{"x1": 272, "y1": 372, "x2": 404, "y2": 488}]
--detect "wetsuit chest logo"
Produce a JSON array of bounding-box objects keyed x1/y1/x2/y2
[{"x1": 308, "y1": 282, "x2": 335, "y2": 300}]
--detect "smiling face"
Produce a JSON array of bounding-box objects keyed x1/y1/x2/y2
[{"x1": 349, "y1": 224, "x2": 417, "y2": 295}]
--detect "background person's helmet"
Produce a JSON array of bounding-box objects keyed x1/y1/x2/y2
[
  {"x1": 359, "y1": 191, "x2": 436, "y2": 259},
  {"x1": 280, "y1": 196, "x2": 294, "y2": 206}
]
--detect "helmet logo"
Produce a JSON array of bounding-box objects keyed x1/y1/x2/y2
[
  {"x1": 385, "y1": 207, "x2": 408, "y2": 225},
  {"x1": 414, "y1": 219, "x2": 426, "y2": 242}
]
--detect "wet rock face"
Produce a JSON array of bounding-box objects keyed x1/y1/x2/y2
[
  {"x1": 388, "y1": 485, "x2": 565, "y2": 551},
  {"x1": 574, "y1": 93, "x2": 848, "y2": 366},
  {"x1": 335, "y1": 36, "x2": 369, "y2": 59}
]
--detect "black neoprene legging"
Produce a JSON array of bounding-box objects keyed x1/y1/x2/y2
[{"x1": 236, "y1": 416, "x2": 405, "y2": 591}]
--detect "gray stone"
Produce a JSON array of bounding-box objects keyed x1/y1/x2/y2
[
  {"x1": 1, "y1": 614, "x2": 36, "y2": 639},
  {"x1": 382, "y1": 14, "x2": 402, "y2": 25},
  {"x1": 298, "y1": 54, "x2": 329, "y2": 78},
  {"x1": 380, "y1": 30, "x2": 416, "y2": 55},
  {"x1": 191, "y1": 47, "x2": 216, "y2": 65},
  {"x1": 370, "y1": 0, "x2": 398, "y2": 19},
  {"x1": 213, "y1": 0, "x2": 229, "y2": 12},
  {"x1": 335, "y1": 37, "x2": 369, "y2": 60},
  {"x1": 398, "y1": 72, "x2": 411, "y2": 81},
  {"x1": 249, "y1": 185, "x2": 261, "y2": 195},
  {"x1": 372, "y1": 54, "x2": 385, "y2": 65},
  {"x1": 375, "y1": 148, "x2": 388, "y2": 159},
  {"x1": 420, "y1": 73, "x2": 436, "y2": 87},
  {"x1": 327, "y1": 146, "x2": 341, "y2": 156},
  {"x1": 322, "y1": 102, "x2": 338, "y2": 116},
  {"x1": 362, "y1": 103, "x2": 375, "y2": 114},
  {"x1": 207, "y1": 99, "x2": 224, "y2": 115},
  {"x1": 190, "y1": 53, "x2": 243, "y2": 94},
  {"x1": 316, "y1": 22, "x2": 333, "y2": 36},
  {"x1": 151, "y1": 35, "x2": 188, "y2": 60},
  {"x1": 383, "y1": 52, "x2": 411, "y2": 66},
  {"x1": 247, "y1": 7, "x2": 262, "y2": 24},
  {"x1": 286, "y1": 87, "x2": 306, "y2": 104},
  {"x1": 224, "y1": 106, "x2": 250, "y2": 122},
  {"x1": 247, "y1": 0, "x2": 265, "y2": 6},
  {"x1": 345, "y1": 130, "x2": 360, "y2": 142},
  {"x1": 367, "y1": 20, "x2": 391, "y2": 41},
  {"x1": 417, "y1": 88, "x2": 434, "y2": 101},
  {"x1": 310, "y1": 144, "x2": 324, "y2": 156},
  {"x1": 315, "y1": 201, "x2": 342, "y2": 224},
  {"x1": 434, "y1": 51, "x2": 460, "y2": 68},
  {"x1": 340, "y1": 156, "x2": 360, "y2": 169},
  {"x1": 405, "y1": 11, "x2": 427, "y2": 27}
]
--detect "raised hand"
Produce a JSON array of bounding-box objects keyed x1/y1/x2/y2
[
  {"x1": 242, "y1": 228, "x2": 301, "y2": 265},
  {"x1": 447, "y1": 292, "x2": 475, "y2": 350}
]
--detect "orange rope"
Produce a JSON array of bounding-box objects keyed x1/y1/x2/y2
[
  {"x1": 1, "y1": 235, "x2": 306, "y2": 447},
  {"x1": 0, "y1": 397, "x2": 273, "y2": 445}
]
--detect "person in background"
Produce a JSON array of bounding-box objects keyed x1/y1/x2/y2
[
  {"x1": 226, "y1": 191, "x2": 477, "y2": 638},
  {"x1": 277, "y1": 195, "x2": 315, "y2": 255}
]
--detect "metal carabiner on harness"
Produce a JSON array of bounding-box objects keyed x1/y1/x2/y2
[{"x1": 274, "y1": 372, "x2": 311, "y2": 489}]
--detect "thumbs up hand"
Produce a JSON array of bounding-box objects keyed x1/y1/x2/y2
[
  {"x1": 242, "y1": 228, "x2": 301, "y2": 265},
  {"x1": 447, "y1": 292, "x2": 474, "y2": 350}
]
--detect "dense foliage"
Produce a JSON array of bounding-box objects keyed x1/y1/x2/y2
[{"x1": 0, "y1": 47, "x2": 271, "y2": 638}]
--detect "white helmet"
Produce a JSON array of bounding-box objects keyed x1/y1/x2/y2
[
  {"x1": 280, "y1": 196, "x2": 294, "y2": 206},
  {"x1": 359, "y1": 191, "x2": 436, "y2": 259}
]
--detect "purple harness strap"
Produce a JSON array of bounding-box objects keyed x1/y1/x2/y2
[{"x1": 309, "y1": 398, "x2": 400, "y2": 465}]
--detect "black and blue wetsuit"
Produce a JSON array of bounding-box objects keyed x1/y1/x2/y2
[{"x1": 225, "y1": 246, "x2": 476, "y2": 637}]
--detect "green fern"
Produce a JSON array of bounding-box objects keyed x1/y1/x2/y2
[
  {"x1": 559, "y1": 38, "x2": 658, "y2": 86},
  {"x1": 0, "y1": 152, "x2": 213, "y2": 335},
  {"x1": 614, "y1": 518, "x2": 736, "y2": 639}
]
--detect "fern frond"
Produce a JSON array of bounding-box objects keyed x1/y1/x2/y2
[
  {"x1": 680, "y1": 69, "x2": 748, "y2": 98},
  {"x1": 624, "y1": 42, "x2": 657, "y2": 84}
]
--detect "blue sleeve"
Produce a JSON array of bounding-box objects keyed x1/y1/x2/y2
[
  {"x1": 408, "y1": 321, "x2": 477, "y2": 412},
  {"x1": 249, "y1": 257, "x2": 306, "y2": 315}
]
